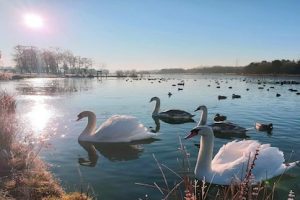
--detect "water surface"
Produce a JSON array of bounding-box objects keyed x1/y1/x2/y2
[{"x1": 1, "y1": 74, "x2": 300, "y2": 199}]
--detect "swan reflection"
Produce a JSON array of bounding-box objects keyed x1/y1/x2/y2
[
  {"x1": 78, "y1": 138, "x2": 158, "y2": 167},
  {"x1": 149, "y1": 116, "x2": 160, "y2": 133}
]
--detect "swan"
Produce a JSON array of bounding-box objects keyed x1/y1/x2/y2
[
  {"x1": 185, "y1": 106, "x2": 299, "y2": 185},
  {"x1": 150, "y1": 96, "x2": 194, "y2": 119},
  {"x1": 195, "y1": 105, "x2": 247, "y2": 136},
  {"x1": 76, "y1": 111, "x2": 156, "y2": 143}
]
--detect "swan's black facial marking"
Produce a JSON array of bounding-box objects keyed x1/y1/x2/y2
[
  {"x1": 77, "y1": 113, "x2": 83, "y2": 121},
  {"x1": 194, "y1": 105, "x2": 205, "y2": 112},
  {"x1": 185, "y1": 128, "x2": 200, "y2": 139},
  {"x1": 149, "y1": 97, "x2": 157, "y2": 102}
]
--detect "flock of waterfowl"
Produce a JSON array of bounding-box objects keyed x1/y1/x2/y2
[{"x1": 76, "y1": 76, "x2": 299, "y2": 185}]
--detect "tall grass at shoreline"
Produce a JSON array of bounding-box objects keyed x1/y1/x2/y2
[{"x1": 0, "y1": 91, "x2": 91, "y2": 200}]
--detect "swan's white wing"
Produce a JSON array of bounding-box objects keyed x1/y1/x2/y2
[
  {"x1": 211, "y1": 140, "x2": 261, "y2": 184},
  {"x1": 211, "y1": 140, "x2": 288, "y2": 183},
  {"x1": 94, "y1": 115, "x2": 155, "y2": 142},
  {"x1": 212, "y1": 140, "x2": 261, "y2": 171},
  {"x1": 251, "y1": 144, "x2": 286, "y2": 181}
]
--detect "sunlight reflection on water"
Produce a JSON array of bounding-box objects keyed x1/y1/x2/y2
[
  {"x1": 19, "y1": 95, "x2": 58, "y2": 141},
  {"x1": 27, "y1": 102, "x2": 52, "y2": 133}
]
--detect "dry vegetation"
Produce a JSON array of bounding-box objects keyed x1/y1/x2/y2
[
  {"x1": 0, "y1": 91, "x2": 91, "y2": 200},
  {"x1": 0, "y1": 73, "x2": 12, "y2": 80}
]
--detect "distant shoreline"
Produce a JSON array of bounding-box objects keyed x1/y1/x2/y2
[{"x1": 1, "y1": 72, "x2": 300, "y2": 81}]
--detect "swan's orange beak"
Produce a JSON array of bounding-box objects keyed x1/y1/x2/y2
[{"x1": 185, "y1": 129, "x2": 199, "y2": 139}]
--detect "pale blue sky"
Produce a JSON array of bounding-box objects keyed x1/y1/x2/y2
[{"x1": 0, "y1": 0, "x2": 300, "y2": 70}]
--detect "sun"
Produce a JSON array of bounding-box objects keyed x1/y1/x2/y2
[{"x1": 24, "y1": 13, "x2": 44, "y2": 29}]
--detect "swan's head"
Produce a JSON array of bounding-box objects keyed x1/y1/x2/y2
[
  {"x1": 194, "y1": 105, "x2": 207, "y2": 112},
  {"x1": 76, "y1": 111, "x2": 92, "y2": 121},
  {"x1": 185, "y1": 126, "x2": 212, "y2": 139},
  {"x1": 149, "y1": 96, "x2": 159, "y2": 103}
]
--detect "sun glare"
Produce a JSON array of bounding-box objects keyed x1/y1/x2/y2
[
  {"x1": 27, "y1": 102, "x2": 52, "y2": 135},
  {"x1": 24, "y1": 13, "x2": 44, "y2": 29}
]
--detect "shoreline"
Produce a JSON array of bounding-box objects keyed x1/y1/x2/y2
[
  {"x1": 0, "y1": 91, "x2": 91, "y2": 200},
  {"x1": 1, "y1": 72, "x2": 300, "y2": 80}
]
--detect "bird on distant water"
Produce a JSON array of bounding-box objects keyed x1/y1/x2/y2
[
  {"x1": 214, "y1": 113, "x2": 227, "y2": 122},
  {"x1": 255, "y1": 122, "x2": 273, "y2": 132}
]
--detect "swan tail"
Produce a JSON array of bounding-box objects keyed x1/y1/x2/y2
[{"x1": 285, "y1": 161, "x2": 300, "y2": 171}]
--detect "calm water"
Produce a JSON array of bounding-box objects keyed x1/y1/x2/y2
[{"x1": 1, "y1": 74, "x2": 300, "y2": 199}]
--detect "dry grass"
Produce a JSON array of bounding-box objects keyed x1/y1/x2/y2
[
  {"x1": 0, "y1": 91, "x2": 92, "y2": 200},
  {"x1": 0, "y1": 91, "x2": 17, "y2": 152},
  {"x1": 0, "y1": 73, "x2": 12, "y2": 80}
]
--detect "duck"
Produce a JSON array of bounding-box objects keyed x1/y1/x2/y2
[
  {"x1": 177, "y1": 81, "x2": 185, "y2": 86},
  {"x1": 255, "y1": 122, "x2": 273, "y2": 132},
  {"x1": 185, "y1": 106, "x2": 299, "y2": 185},
  {"x1": 218, "y1": 95, "x2": 227, "y2": 100},
  {"x1": 168, "y1": 92, "x2": 172, "y2": 97},
  {"x1": 195, "y1": 105, "x2": 247, "y2": 137},
  {"x1": 150, "y1": 97, "x2": 194, "y2": 119},
  {"x1": 232, "y1": 94, "x2": 241, "y2": 99},
  {"x1": 76, "y1": 111, "x2": 156, "y2": 143},
  {"x1": 214, "y1": 113, "x2": 227, "y2": 122}
]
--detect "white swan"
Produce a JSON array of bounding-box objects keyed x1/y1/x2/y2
[
  {"x1": 195, "y1": 105, "x2": 247, "y2": 136},
  {"x1": 185, "y1": 105, "x2": 299, "y2": 185},
  {"x1": 150, "y1": 96, "x2": 194, "y2": 119},
  {"x1": 76, "y1": 111, "x2": 156, "y2": 143}
]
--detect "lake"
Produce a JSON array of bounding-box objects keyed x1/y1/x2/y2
[{"x1": 1, "y1": 74, "x2": 300, "y2": 199}]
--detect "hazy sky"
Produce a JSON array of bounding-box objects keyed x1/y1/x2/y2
[{"x1": 1, "y1": 0, "x2": 300, "y2": 70}]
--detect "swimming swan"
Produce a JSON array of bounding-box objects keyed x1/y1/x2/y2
[
  {"x1": 185, "y1": 106, "x2": 299, "y2": 185},
  {"x1": 77, "y1": 111, "x2": 156, "y2": 143},
  {"x1": 195, "y1": 105, "x2": 247, "y2": 136},
  {"x1": 150, "y1": 96, "x2": 194, "y2": 119}
]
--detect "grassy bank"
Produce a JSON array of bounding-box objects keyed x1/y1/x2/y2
[{"x1": 0, "y1": 91, "x2": 91, "y2": 200}]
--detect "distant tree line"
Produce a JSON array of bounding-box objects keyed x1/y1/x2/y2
[
  {"x1": 115, "y1": 69, "x2": 139, "y2": 77},
  {"x1": 156, "y1": 59, "x2": 300, "y2": 75},
  {"x1": 244, "y1": 60, "x2": 300, "y2": 74},
  {"x1": 157, "y1": 66, "x2": 244, "y2": 74},
  {"x1": 13, "y1": 45, "x2": 100, "y2": 75}
]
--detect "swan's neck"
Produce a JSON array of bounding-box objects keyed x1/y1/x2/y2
[
  {"x1": 195, "y1": 131, "x2": 214, "y2": 177},
  {"x1": 198, "y1": 107, "x2": 207, "y2": 126},
  {"x1": 81, "y1": 112, "x2": 97, "y2": 136},
  {"x1": 152, "y1": 99, "x2": 161, "y2": 115}
]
